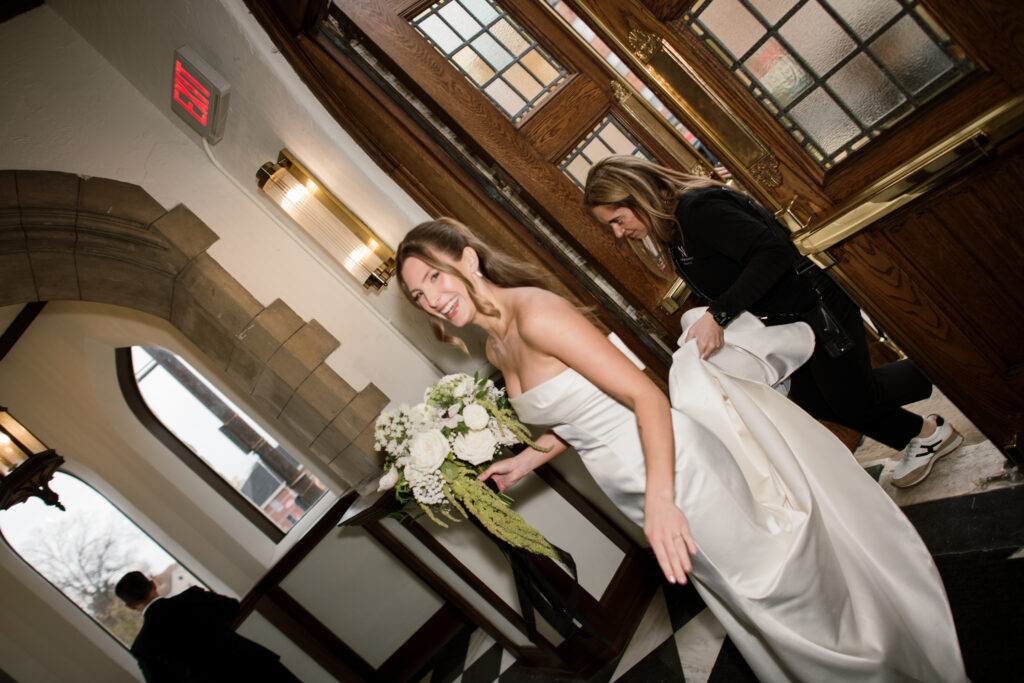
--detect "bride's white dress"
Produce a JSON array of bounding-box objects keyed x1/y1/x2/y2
[{"x1": 509, "y1": 311, "x2": 968, "y2": 683}]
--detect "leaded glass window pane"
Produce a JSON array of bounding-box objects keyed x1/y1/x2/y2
[
  {"x1": 545, "y1": 1, "x2": 726, "y2": 172},
  {"x1": 412, "y1": 0, "x2": 568, "y2": 123},
  {"x1": 560, "y1": 115, "x2": 655, "y2": 188},
  {"x1": 684, "y1": 0, "x2": 974, "y2": 167}
]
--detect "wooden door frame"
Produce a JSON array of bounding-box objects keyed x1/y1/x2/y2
[{"x1": 576, "y1": 0, "x2": 1024, "y2": 463}]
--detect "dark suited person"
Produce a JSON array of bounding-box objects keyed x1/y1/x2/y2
[{"x1": 115, "y1": 571, "x2": 302, "y2": 682}]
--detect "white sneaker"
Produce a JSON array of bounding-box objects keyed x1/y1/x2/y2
[{"x1": 892, "y1": 414, "x2": 963, "y2": 488}]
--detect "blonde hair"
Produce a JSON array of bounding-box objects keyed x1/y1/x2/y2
[
  {"x1": 583, "y1": 155, "x2": 728, "y2": 277},
  {"x1": 396, "y1": 217, "x2": 551, "y2": 353}
]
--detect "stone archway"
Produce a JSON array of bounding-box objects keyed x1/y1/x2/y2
[{"x1": 0, "y1": 169, "x2": 386, "y2": 490}]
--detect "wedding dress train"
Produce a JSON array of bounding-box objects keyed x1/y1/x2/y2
[{"x1": 509, "y1": 311, "x2": 967, "y2": 682}]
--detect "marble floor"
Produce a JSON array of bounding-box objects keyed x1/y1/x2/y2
[{"x1": 416, "y1": 389, "x2": 1023, "y2": 683}]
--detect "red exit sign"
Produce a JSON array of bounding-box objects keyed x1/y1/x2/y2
[{"x1": 171, "y1": 46, "x2": 229, "y2": 144}]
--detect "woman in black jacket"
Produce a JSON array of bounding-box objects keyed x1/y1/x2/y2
[{"x1": 583, "y1": 155, "x2": 961, "y2": 487}]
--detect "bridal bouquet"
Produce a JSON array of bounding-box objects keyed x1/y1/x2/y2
[{"x1": 375, "y1": 373, "x2": 561, "y2": 561}]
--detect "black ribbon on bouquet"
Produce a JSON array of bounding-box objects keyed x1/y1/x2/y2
[
  {"x1": 499, "y1": 539, "x2": 609, "y2": 646},
  {"x1": 473, "y1": 471, "x2": 609, "y2": 646}
]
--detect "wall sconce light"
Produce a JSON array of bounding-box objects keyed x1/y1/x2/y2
[
  {"x1": 257, "y1": 149, "x2": 397, "y2": 290},
  {"x1": 0, "y1": 407, "x2": 65, "y2": 511}
]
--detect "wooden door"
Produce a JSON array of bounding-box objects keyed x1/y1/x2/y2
[
  {"x1": 558, "y1": 0, "x2": 1024, "y2": 464},
  {"x1": 338, "y1": 0, "x2": 730, "y2": 366}
]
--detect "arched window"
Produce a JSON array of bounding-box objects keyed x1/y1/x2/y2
[
  {"x1": 0, "y1": 472, "x2": 204, "y2": 647},
  {"x1": 118, "y1": 347, "x2": 325, "y2": 540}
]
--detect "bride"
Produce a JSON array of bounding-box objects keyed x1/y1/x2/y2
[{"x1": 396, "y1": 217, "x2": 968, "y2": 682}]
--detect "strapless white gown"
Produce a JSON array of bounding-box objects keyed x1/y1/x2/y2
[{"x1": 509, "y1": 313, "x2": 967, "y2": 683}]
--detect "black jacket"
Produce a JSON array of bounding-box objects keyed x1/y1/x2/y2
[
  {"x1": 130, "y1": 587, "x2": 282, "y2": 683},
  {"x1": 670, "y1": 187, "x2": 820, "y2": 322}
]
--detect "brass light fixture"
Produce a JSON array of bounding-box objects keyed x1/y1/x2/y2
[
  {"x1": 257, "y1": 149, "x2": 397, "y2": 290},
  {"x1": 0, "y1": 407, "x2": 65, "y2": 511}
]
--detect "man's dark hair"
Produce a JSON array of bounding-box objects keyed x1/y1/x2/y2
[{"x1": 115, "y1": 571, "x2": 153, "y2": 607}]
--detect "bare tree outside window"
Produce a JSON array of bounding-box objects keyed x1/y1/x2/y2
[{"x1": 0, "y1": 473, "x2": 203, "y2": 646}]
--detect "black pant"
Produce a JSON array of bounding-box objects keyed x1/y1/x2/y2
[{"x1": 782, "y1": 278, "x2": 932, "y2": 451}]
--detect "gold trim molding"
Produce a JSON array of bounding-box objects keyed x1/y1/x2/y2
[
  {"x1": 628, "y1": 28, "x2": 662, "y2": 64},
  {"x1": 792, "y1": 94, "x2": 1024, "y2": 255},
  {"x1": 750, "y1": 151, "x2": 782, "y2": 188},
  {"x1": 610, "y1": 80, "x2": 630, "y2": 104}
]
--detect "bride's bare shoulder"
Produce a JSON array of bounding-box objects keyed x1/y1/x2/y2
[
  {"x1": 508, "y1": 287, "x2": 574, "y2": 316},
  {"x1": 507, "y1": 287, "x2": 580, "y2": 337}
]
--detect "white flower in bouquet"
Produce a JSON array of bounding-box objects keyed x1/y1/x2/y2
[
  {"x1": 408, "y1": 402, "x2": 438, "y2": 432},
  {"x1": 453, "y1": 375, "x2": 476, "y2": 398},
  {"x1": 377, "y1": 466, "x2": 399, "y2": 491},
  {"x1": 493, "y1": 420, "x2": 519, "y2": 447},
  {"x1": 453, "y1": 428, "x2": 498, "y2": 465},
  {"x1": 407, "y1": 428, "x2": 450, "y2": 473},
  {"x1": 462, "y1": 403, "x2": 490, "y2": 430},
  {"x1": 405, "y1": 467, "x2": 446, "y2": 504},
  {"x1": 374, "y1": 410, "x2": 409, "y2": 458},
  {"x1": 437, "y1": 407, "x2": 463, "y2": 430},
  {"x1": 485, "y1": 383, "x2": 505, "y2": 404}
]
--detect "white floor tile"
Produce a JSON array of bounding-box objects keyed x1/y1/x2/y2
[
  {"x1": 499, "y1": 649, "x2": 516, "y2": 674},
  {"x1": 464, "y1": 629, "x2": 496, "y2": 668},
  {"x1": 611, "y1": 586, "x2": 673, "y2": 681},
  {"x1": 673, "y1": 608, "x2": 727, "y2": 683}
]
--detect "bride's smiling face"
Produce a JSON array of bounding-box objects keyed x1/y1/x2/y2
[{"x1": 401, "y1": 252, "x2": 477, "y2": 328}]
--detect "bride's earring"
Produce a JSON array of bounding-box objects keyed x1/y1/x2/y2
[{"x1": 474, "y1": 270, "x2": 483, "y2": 278}]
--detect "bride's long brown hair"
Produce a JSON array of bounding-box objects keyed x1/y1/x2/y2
[{"x1": 396, "y1": 217, "x2": 552, "y2": 353}]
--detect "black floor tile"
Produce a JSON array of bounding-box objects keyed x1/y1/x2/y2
[
  {"x1": 903, "y1": 485, "x2": 1024, "y2": 556},
  {"x1": 614, "y1": 636, "x2": 685, "y2": 683},
  {"x1": 663, "y1": 582, "x2": 708, "y2": 633},
  {"x1": 706, "y1": 637, "x2": 758, "y2": 683},
  {"x1": 937, "y1": 548, "x2": 1024, "y2": 683},
  {"x1": 462, "y1": 643, "x2": 503, "y2": 683}
]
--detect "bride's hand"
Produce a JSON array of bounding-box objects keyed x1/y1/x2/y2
[
  {"x1": 684, "y1": 312, "x2": 724, "y2": 360},
  {"x1": 644, "y1": 497, "x2": 698, "y2": 584},
  {"x1": 477, "y1": 453, "x2": 531, "y2": 492}
]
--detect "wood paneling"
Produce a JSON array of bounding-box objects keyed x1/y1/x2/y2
[
  {"x1": 340, "y1": 0, "x2": 687, "y2": 337},
  {"x1": 592, "y1": 0, "x2": 1024, "y2": 460},
  {"x1": 831, "y1": 135, "x2": 1024, "y2": 462},
  {"x1": 582, "y1": 0, "x2": 1017, "y2": 208},
  {"x1": 365, "y1": 520, "x2": 564, "y2": 669},
  {"x1": 640, "y1": 0, "x2": 691, "y2": 21},
  {"x1": 520, "y1": 77, "x2": 608, "y2": 162},
  {"x1": 922, "y1": 0, "x2": 1024, "y2": 91}
]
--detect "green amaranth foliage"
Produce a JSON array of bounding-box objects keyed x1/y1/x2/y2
[
  {"x1": 474, "y1": 398, "x2": 549, "y2": 452},
  {"x1": 447, "y1": 472, "x2": 561, "y2": 563}
]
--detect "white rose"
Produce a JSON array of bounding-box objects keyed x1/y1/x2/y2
[
  {"x1": 408, "y1": 402, "x2": 435, "y2": 428},
  {"x1": 453, "y1": 375, "x2": 475, "y2": 398},
  {"x1": 407, "y1": 429, "x2": 450, "y2": 473},
  {"x1": 453, "y1": 429, "x2": 498, "y2": 465},
  {"x1": 377, "y1": 467, "x2": 399, "y2": 491},
  {"x1": 462, "y1": 403, "x2": 489, "y2": 431}
]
